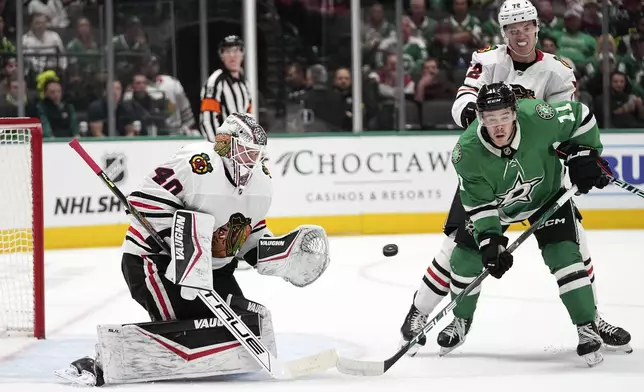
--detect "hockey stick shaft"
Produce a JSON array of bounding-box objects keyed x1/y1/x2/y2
[
  {"x1": 336, "y1": 185, "x2": 579, "y2": 376},
  {"x1": 69, "y1": 139, "x2": 336, "y2": 379}
]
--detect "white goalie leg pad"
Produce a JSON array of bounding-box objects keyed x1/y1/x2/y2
[
  {"x1": 256, "y1": 225, "x2": 330, "y2": 287},
  {"x1": 96, "y1": 308, "x2": 276, "y2": 384},
  {"x1": 166, "y1": 210, "x2": 215, "y2": 296}
]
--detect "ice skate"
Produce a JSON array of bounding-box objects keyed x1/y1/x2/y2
[
  {"x1": 577, "y1": 322, "x2": 603, "y2": 367},
  {"x1": 399, "y1": 292, "x2": 428, "y2": 357},
  {"x1": 437, "y1": 316, "x2": 472, "y2": 356},
  {"x1": 54, "y1": 355, "x2": 105, "y2": 386},
  {"x1": 595, "y1": 312, "x2": 632, "y2": 353}
]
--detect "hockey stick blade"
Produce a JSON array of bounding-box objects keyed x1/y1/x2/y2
[
  {"x1": 69, "y1": 139, "x2": 338, "y2": 379},
  {"x1": 336, "y1": 186, "x2": 578, "y2": 376}
]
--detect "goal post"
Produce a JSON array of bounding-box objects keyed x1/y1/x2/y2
[{"x1": 0, "y1": 118, "x2": 45, "y2": 339}]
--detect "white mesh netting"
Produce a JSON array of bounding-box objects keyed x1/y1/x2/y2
[{"x1": 0, "y1": 129, "x2": 35, "y2": 336}]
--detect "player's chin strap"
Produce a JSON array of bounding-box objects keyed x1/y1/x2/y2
[{"x1": 256, "y1": 225, "x2": 331, "y2": 287}]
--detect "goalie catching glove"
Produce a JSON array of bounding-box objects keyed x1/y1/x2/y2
[{"x1": 255, "y1": 225, "x2": 330, "y2": 287}]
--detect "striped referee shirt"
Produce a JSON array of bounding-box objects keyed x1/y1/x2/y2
[{"x1": 200, "y1": 69, "x2": 252, "y2": 141}]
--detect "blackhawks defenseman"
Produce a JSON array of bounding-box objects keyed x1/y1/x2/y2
[
  {"x1": 399, "y1": 0, "x2": 631, "y2": 356},
  {"x1": 443, "y1": 82, "x2": 617, "y2": 366}
]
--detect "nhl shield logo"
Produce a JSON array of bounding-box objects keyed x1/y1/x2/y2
[
  {"x1": 103, "y1": 153, "x2": 127, "y2": 184},
  {"x1": 535, "y1": 103, "x2": 555, "y2": 120}
]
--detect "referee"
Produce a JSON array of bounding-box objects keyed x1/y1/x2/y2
[{"x1": 199, "y1": 35, "x2": 252, "y2": 141}]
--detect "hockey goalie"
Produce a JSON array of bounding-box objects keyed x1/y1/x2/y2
[{"x1": 55, "y1": 113, "x2": 331, "y2": 386}]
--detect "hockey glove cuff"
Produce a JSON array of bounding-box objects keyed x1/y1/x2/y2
[{"x1": 479, "y1": 235, "x2": 513, "y2": 279}]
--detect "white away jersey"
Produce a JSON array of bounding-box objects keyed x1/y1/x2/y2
[
  {"x1": 451, "y1": 44, "x2": 576, "y2": 127},
  {"x1": 122, "y1": 141, "x2": 273, "y2": 269}
]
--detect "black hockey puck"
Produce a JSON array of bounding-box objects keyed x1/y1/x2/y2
[{"x1": 383, "y1": 244, "x2": 399, "y2": 257}]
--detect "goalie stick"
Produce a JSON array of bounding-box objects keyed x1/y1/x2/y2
[
  {"x1": 68, "y1": 139, "x2": 338, "y2": 380},
  {"x1": 336, "y1": 185, "x2": 579, "y2": 376}
]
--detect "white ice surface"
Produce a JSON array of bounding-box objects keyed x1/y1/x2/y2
[{"x1": 0, "y1": 230, "x2": 642, "y2": 391}]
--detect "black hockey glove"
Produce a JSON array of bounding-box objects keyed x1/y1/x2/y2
[
  {"x1": 558, "y1": 144, "x2": 612, "y2": 194},
  {"x1": 461, "y1": 102, "x2": 477, "y2": 128},
  {"x1": 479, "y1": 235, "x2": 513, "y2": 279},
  {"x1": 509, "y1": 84, "x2": 536, "y2": 99}
]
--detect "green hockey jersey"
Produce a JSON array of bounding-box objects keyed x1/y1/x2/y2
[{"x1": 451, "y1": 99, "x2": 601, "y2": 244}]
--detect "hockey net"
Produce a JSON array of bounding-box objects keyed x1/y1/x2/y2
[{"x1": 0, "y1": 119, "x2": 45, "y2": 339}]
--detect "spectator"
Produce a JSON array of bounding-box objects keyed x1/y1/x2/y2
[
  {"x1": 87, "y1": 80, "x2": 137, "y2": 137},
  {"x1": 303, "y1": 64, "x2": 345, "y2": 131},
  {"x1": 112, "y1": 16, "x2": 150, "y2": 78},
  {"x1": 585, "y1": 51, "x2": 617, "y2": 97},
  {"x1": 333, "y1": 67, "x2": 354, "y2": 131},
  {"x1": 28, "y1": 0, "x2": 70, "y2": 29},
  {"x1": 481, "y1": 5, "x2": 502, "y2": 46},
  {"x1": 0, "y1": 16, "x2": 15, "y2": 59},
  {"x1": 370, "y1": 52, "x2": 415, "y2": 99},
  {"x1": 414, "y1": 58, "x2": 456, "y2": 102},
  {"x1": 123, "y1": 73, "x2": 166, "y2": 135},
  {"x1": 362, "y1": 2, "x2": 394, "y2": 68},
  {"x1": 443, "y1": 0, "x2": 482, "y2": 51},
  {"x1": 66, "y1": 17, "x2": 100, "y2": 76},
  {"x1": 376, "y1": 16, "x2": 427, "y2": 77},
  {"x1": 616, "y1": 14, "x2": 644, "y2": 55},
  {"x1": 537, "y1": 0, "x2": 564, "y2": 39},
  {"x1": 581, "y1": 0, "x2": 602, "y2": 37},
  {"x1": 130, "y1": 53, "x2": 196, "y2": 135},
  {"x1": 427, "y1": 22, "x2": 467, "y2": 70},
  {"x1": 610, "y1": 0, "x2": 642, "y2": 37},
  {"x1": 539, "y1": 36, "x2": 558, "y2": 54},
  {"x1": 285, "y1": 62, "x2": 308, "y2": 103},
  {"x1": 617, "y1": 35, "x2": 644, "y2": 91},
  {"x1": 408, "y1": 0, "x2": 437, "y2": 44},
  {"x1": 0, "y1": 75, "x2": 25, "y2": 116},
  {"x1": 551, "y1": 6, "x2": 596, "y2": 68},
  {"x1": 112, "y1": 16, "x2": 149, "y2": 53},
  {"x1": 0, "y1": 56, "x2": 16, "y2": 92},
  {"x1": 596, "y1": 71, "x2": 644, "y2": 128},
  {"x1": 36, "y1": 79, "x2": 78, "y2": 137},
  {"x1": 22, "y1": 13, "x2": 66, "y2": 74}
]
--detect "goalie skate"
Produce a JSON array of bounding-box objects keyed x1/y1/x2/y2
[
  {"x1": 577, "y1": 322, "x2": 603, "y2": 367},
  {"x1": 595, "y1": 313, "x2": 632, "y2": 354},
  {"x1": 437, "y1": 316, "x2": 472, "y2": 356},
  {"x1": 54, "y1": 356, "x2": 104, "y2": 387}
]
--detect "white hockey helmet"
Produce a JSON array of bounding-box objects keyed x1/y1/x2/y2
[
  {"x1": 215, "y1": 113, "x2": 267, "y2": 193},
  {"x1": 498, "y1": 0, "x2": 539, "y2": 34}
]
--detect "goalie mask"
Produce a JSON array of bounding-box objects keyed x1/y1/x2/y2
[{"x1": 214, "y1": 113, "x2": 267, "y2": 193}]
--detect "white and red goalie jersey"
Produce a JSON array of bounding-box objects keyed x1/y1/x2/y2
[
  {"x1": 122, "y1": 141, "x2": 273, "y2": 269},
  {"x1": 451, "y1": 44, "x2": 577, "y2": 128}
]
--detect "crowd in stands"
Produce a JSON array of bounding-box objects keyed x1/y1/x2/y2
[
  {"x1": 281, "y1": 0, "x2": 644, "y2": 130},
  {"x1": 1, "y1": 0, "x2": 643, "y2": 136}
]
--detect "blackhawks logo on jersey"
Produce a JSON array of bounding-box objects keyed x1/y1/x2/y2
[
  {"x1": 452, "y1": 143, "x2": 463, "y2": 164},
  {"x1": 497, "y1": 171, "x2": 544, "y2": 208},
  {"x1": 190, "y1": 153, "x2": 214, "y2": 175},
  {"x1": 476, "y1": 45, "x2": 497, "y2": 53},
  {"x1": 535, "y1": 103, "x2": 555, "y2": 120}
]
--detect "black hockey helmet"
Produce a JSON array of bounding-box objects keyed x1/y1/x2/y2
[
  {"x1": 219, "y1": 35, "x2": 244, "y2": 53},
  {"x1": 476, "y1": 83, "x2": 517, "y2": 114}
]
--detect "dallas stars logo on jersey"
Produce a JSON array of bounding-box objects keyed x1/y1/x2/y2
[
  {"x1": 497, "y1": 171, "x2": 544, "y2": 208},
  {"x1": 535, "y1": 103, "x2": 555, "y2": 120}
]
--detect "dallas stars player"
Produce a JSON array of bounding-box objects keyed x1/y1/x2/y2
[
  {"x1": 399, "y1": 0, "x2": 631, "y2": 357},
  {"x1": 442, "y1": 82, "x2": 616, "y2": 366}
]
